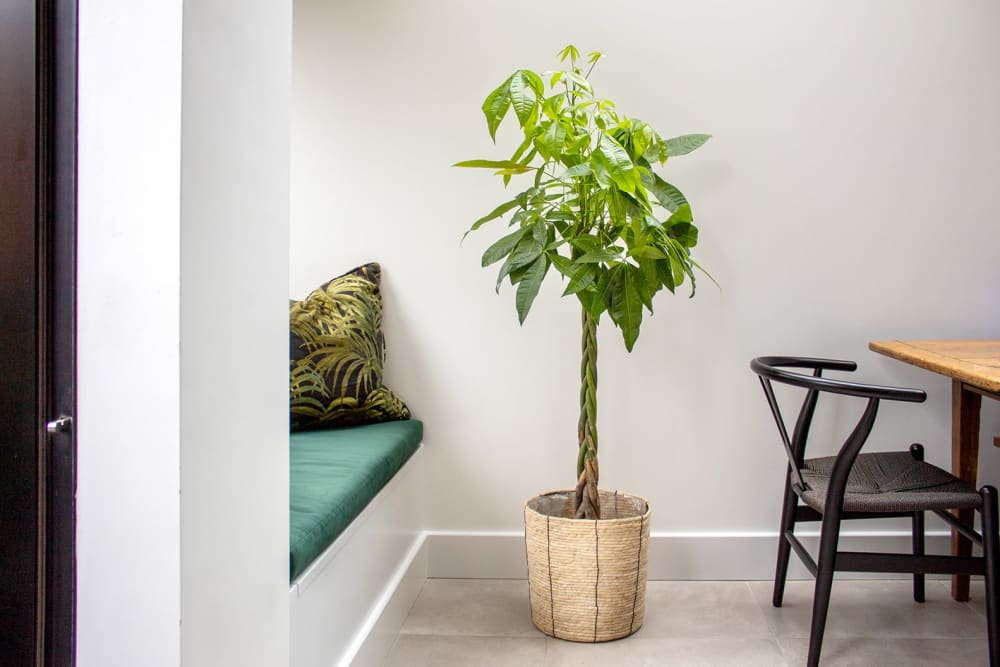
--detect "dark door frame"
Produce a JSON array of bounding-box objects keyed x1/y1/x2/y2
[
  {"x1": 0, "y1": 0, "x2": 77, "y2": 664},
  {"x1": 38, "y1": 0, "x2": 78, "y2": 663},
  {"x1": 1, "y1": 2, "x2": 44, "y2": 660}
]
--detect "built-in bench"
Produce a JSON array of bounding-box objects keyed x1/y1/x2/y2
[{"x1": 289, "y1": 419, "x2": 426, "y2": 667}]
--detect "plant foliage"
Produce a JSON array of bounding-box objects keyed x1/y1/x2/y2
[
  {"x1": 456, "y1": 45, "x2": 712, "y2": 352},
  {"x1": 456, "y1": 46, "x2": 713, "y2": 519}
]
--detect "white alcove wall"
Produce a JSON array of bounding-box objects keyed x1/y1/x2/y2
[
  {"x1": 291, "y1": 0, "x2": 1000, "y2": 578},
  {"x1": 77, "y1": 0, "x2": 291, "y2": 664}
]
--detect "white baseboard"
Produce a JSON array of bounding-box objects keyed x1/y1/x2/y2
[{"x1": 426, "y1": 530, "x2": 956, "y2": 580}]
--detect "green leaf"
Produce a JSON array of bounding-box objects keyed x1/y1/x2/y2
[
  {"x1": 606, "y1": 264, "x2": 643, "y2": 352},
  {"x1": 628, "y1": 245, "x2": 668, "y2": 260},
  {"x1": 558, "y1": 44, "x2": 581, "y2": 64},
  {"x1": 643, "y1": 132, "x2": 669, "y2": 164},
  {"x1": 642, "y1": 173, "x2": 687, "y2": 212},
  {"x1": 521, "y1": 69, "x2": 545, "y2": 96},
  {"x1": 561, "y1": 263, "x2": 597, "y2": 296},
  {"x1": 515, "y1": 186, "x2": 544, "y2": 209},
  {"x1": 502, "y1": 136, "x2": 537, "y2": 187},
  {"x1": 665, "y1": 133, "x2": 711, "y2": 157},
  {"x1": 492, "y1": 165, "x2": 535, "y2": 176},
  {"x1": 646, "y1": 143, "x2": 665, "y2": 165},
  {"x1": 519, "y1": 148, "x2": 538, "y2": 169},
  {"x1": 568, "y1": 235, "x2": 599, "y2": 254},
  {"x1": 627, "y1": 121, "x2": 653, "y2": 162},
  {"x1": 482, "y1": 76, "x2": 513, "y2": 142},
  {"x1": 509, "y1": 70, "x2": 539, "y2": 127},
  {"x1": 627, "y1": 170, "x2": 650, "y2": 208},
  {"x1": 531, "y1": 218, "x2": 547, "y2": 245},
  {"x1": 638, "y1": 258, "x2": 660, "y2": 310},
  {"x1": 621, "y1": 264, "x2": 644, "y2": 351},
  {"x1": 655, "y1": 258, "x2": 676, "y2": 293},
  {"x1": 495, "y1": 255, "x2": 516, "y2": 291},
  {"x1": 595, "y1": 133, "x2": 636, "y2": 194},
  {"x1": 544, "y1": 210, "x2": 577, "y2": 223},
  {"x1": 549, "y1": 253, "x2": 574, "y2": 275},
  {"x1": 666, "y1": 203, "x2": 693, "y2": 224},
  {"x1": 509, "y1": 133, "x2": 534, "y2": 164},
  {"x1": 515, "y1": 255, "x2": 548, "y2": 324},
  {"x1": 454, "y1": 159, "x2": 533, "y2": 172},
  {"x1": 468, "y1": 198, "x2": 519, "y2": 232},
  {"x1": 481, "y1": 228, "x2": 525, "y2": 267},
  {"x1": 559, "y1": 163, "x2": 592, "y2": 180},
  {"x1": 534, "y1": 120, "x2": 567, "y2": 160},
  {"x1": 669, "y1": 253, "x2": 686, "y2": 288},
  {"x1": 496, "y1": 236, "x2": 541, "y2": 290},
  {"x1": 566, "y1": 71, "x2": 593, "y2": 91},
  {"x1": 508, "y1": 263, "x2": 529, "y2": 285},
  {"x1": 667, "y1": 222, "x2": 698, "y2": 247},
  {"x1": 577, "y1": 282, "x2": 607, "y2": 321},
  {"x1": 690, "y1": 257, "x2": 719, "y2": 290},
  {"x1": 540, "y1": 93, "x2": 562, "y2": 120},
  {"x1": 590, "y1": 153, "x2": 613, "y2": 188},
  {"x1": 508, "y1": 236, "x2": 543, "y2": 269},
  {"x1": 576, "y1": 248, "x2": 620, "y2": 263}
]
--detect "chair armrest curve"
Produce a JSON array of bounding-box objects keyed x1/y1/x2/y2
[{"x1": 751, "y1": 356, "x2": 926, "y2": 403}]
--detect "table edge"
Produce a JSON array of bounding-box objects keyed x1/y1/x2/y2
[{"x1": 868, "y1": 339, "x2": 1000, "y2": 394}]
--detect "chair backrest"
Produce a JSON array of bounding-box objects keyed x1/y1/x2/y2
[{"x1": 750, "y1": 356, "x2": 926, "y2": 496}]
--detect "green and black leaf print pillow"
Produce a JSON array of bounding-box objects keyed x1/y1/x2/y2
[{"x1": 289, "y1": 263, "x2": 411, "y2": 431}]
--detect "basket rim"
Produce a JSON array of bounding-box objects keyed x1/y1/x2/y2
[{"x1": 523, "y1": 488, "x2": 651, "y2": 523}]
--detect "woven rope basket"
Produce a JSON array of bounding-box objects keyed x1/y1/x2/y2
[{"x1": 524, "y1": 489, "x2": 650, "y2": 642}]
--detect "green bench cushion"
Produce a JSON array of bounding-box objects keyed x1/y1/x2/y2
[{"x1": 289, "y1": 419, "x2": 423, "y2": 582}]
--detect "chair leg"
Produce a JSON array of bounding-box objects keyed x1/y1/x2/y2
[
  {"x1": 981, "y1": 486, "x2": 1000, "y2": 666},
  {"x1": 911, "y1": 510, "x2": 925, "y2": 603},
  {"x1": 908, "y1": 444, "x2": 925, "y2": 603},
  {"x1": 773, "y1": 473, "x2": 798, "y2": 607},
  {"x1": 807, "y1": 509, "x2": 842, "y2": 667}
]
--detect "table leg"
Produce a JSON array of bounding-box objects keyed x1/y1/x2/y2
[{"x1": 952, "y1": 379, "x2": 982, "y2": 601}]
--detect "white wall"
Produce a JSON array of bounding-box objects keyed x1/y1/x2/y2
[
  {"x1": 77, "y1": 0, "x2": 183, "y2": 663},
  {"x1": 292, "y1": 0, "x2": 1000, "y2": 571},
  {"x1": 78, "y1": 0, "x2": 291, "y2": 664},
  {"x1": 180, "y1": 0, "x2": 291, "y2": 664}
]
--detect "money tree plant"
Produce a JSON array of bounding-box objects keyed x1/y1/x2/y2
[{"x1": 456, "y1": 45, "x2": 712, "y2": 520}]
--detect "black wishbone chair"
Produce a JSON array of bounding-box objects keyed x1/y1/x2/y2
[{"x1": 751, "y1": 356, "x2": 999, "y2": 666}]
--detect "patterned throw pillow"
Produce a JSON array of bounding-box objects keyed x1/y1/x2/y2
[{"x1": 289, "y1": 263, "x2": 411, "y2": 431}]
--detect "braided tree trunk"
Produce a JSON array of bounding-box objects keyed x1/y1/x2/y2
[{"x1": 574, "y1": 308, "x2": 600, "y2": 519}]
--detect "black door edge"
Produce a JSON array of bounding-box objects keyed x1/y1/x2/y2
[{"x1": 37, "y1": 0, "x2": 78, "y2": 664}]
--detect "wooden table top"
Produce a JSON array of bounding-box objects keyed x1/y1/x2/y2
[{"x1": 869, "y1": 340, "x2": 1000, "y2": 394}]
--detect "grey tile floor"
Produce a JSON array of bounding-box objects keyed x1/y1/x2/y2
[{"x1": 387, "y1": 578, "x2": 991, "y2": 666}]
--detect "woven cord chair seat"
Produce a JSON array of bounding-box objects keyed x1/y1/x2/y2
[{"x1": 800, "y1": 451, "x2": 982, "y2": 513}]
